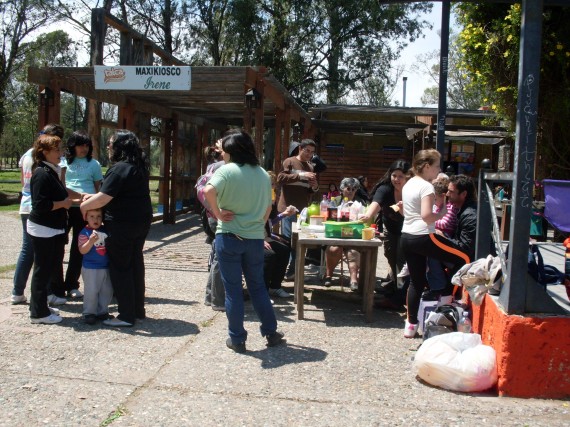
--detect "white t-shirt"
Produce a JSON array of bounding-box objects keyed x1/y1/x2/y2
[{"x1": 402, "y1": 176, "x2": 435, "y2": 235}]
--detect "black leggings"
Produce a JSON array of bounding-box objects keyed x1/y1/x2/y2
[{"x1": 401, "y1": 233, "x2": 470, "y2": 324}]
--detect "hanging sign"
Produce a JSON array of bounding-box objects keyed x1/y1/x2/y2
[{"x1": 94, "y1": 66, "x2": 191, "y2": 91}]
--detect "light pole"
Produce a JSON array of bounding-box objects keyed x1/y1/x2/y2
[{"x1": 402, "y1": 76, "x2": 408, "y2": 107}]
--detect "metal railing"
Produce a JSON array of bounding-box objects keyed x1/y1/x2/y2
[{"x1": 475, "y1": 164, "x2": 564, "y2": 315}]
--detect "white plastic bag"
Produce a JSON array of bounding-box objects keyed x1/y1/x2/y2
[{"x1": 413, "y1": 332, "x2": 497, "y2": 392}]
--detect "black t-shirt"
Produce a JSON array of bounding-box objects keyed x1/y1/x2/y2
[
  {"x1": 101, "y1": 161, "x2": 152, "y2": 223},
  {"x1": 372, "y1": 184, "x2": 404, "y2": 234}
]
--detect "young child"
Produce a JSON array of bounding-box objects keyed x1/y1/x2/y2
[{"x1": 78, "y1": 208, "x2": 113, "y2": 324}]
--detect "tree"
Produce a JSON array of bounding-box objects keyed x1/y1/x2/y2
[
  {"x1": 455, "y1": 3, "x2": 570, "y2": 179},
  {"x1": 1, "y1": 30, "x2": 77, "y2": 161},
  {"x1": 413, "y1": 33, "x2": 485, "y2": 109},
  {"x1": 352, "y1": 66, "x2": 404, "y2": 107},
  {"x1": 0, "y1": 0, "x2": 53, "y2": 141}
]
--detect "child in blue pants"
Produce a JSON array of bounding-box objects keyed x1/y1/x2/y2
[{"x1": 78, "y1": 208, "x2": 113, "y2": 324}]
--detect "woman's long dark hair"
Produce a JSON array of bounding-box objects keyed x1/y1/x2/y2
[
  {"x1": 222, "y1": 130, "x2": 259, "y2": 166},
  {"x1": 108, "y1": 129, "x2": 150, "y2": 173},
  {"x1": 371, "y1": 159, "x2": 410, "y2": 195},
  {"x1": 65, "y1": 130, "x2": 93, "y2": 163}
]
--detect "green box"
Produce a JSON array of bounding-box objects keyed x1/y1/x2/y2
[{"x1": 324, "y1": 221, "x2": 364, "y2": 239}]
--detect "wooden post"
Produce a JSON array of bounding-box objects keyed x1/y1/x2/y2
[
  {"x1": 167, "y1": 117, "x2": 179, "y2": 224},
  {"x1": 274, "y1": 108, "x2": 284, "y2": 171},
  {"x1": 254, "y1": 85, "x2": 264, "y2": 159},
  {"x1": 89, "y1": 8, "x2": 106, "y2": 163},
  {"x1": 283, "y1": 107, "x2": 291, "y2": 161}
]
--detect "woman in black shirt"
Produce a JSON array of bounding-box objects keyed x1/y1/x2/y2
[
  {"x1": 80, "y1": 130, "x2": 152, "y2": 327},
  {"x1": 360, "y1": 160, "x2": 410, "y2": 293}
]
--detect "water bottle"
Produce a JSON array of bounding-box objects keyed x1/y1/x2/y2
[{"x1": 457, "y1": 311, "x2": 472, "y2": 333}]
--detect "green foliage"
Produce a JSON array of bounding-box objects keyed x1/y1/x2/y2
[
  {"x1": 181, "y1": 0, "x2": 433, "y2": 106},
  {"x1": 0, "y1": 29, "x2": 78, "y2": 164},
  {"x1": 455, "y1": 3, "x2": 570, "y2": 179}
]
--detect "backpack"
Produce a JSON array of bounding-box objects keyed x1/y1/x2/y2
[{"x1": 423, "y1": 304, "x2": 464, "y2": 340}]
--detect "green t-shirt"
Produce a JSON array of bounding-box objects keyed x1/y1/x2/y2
[{"x1": 208, "y1": 163, "x2": 271, "y2": 239}]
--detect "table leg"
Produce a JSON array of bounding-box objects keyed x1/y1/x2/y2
[
  {"x1": 295, "y1": 243, "x2": 306, "y2": 319},
  {"x1": 364, "y1": 248, "x2": 378, "y2": 323}
]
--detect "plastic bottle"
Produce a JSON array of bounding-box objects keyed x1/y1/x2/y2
[
  {"x1": 339, "y1": 197, "x2": 350, "y2": 221},
  {"x1": 320, "y1": 195, "x2": 329, "y2": 219},
  {"x1": 457, "y1": 311, "x2": 472, "y2": 333}
]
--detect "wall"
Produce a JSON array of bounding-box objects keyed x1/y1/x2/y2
[{"x1": 472, "y1": 294, "x2": 570, "y2": 398}]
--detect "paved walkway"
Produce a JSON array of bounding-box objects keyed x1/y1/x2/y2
[{"x1": 0, "y1": 211, "x2": 568, "y2": 426}]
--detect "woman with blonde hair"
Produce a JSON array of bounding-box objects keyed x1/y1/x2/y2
[{"x1": 400, "y1": 149, "x2": 469, "y2": 338}]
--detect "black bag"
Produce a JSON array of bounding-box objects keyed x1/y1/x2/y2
[{"x1": 423, "y1": 304, "x2": 463, "y2": 340}]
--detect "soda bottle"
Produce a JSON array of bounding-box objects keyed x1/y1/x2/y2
[
  {"x1": 320, "y1": 195, "x2": 329, "y2": 219},
  {"x1": 457, "y1": 311, "x2": 472, "y2": 333},
  {"x1": 339, "y1": 197, "x2": 350, "y2": 222}
]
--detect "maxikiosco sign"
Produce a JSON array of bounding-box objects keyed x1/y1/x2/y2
[{"x1": 94, "y1": 66, "x2": 191, "y2": 91}]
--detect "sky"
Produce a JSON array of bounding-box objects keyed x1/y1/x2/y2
[{"x1": 393, "y1": 2, "x2": 446, "y2": 108}]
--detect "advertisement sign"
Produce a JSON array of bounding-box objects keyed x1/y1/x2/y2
[{"x1": 94, "y1": 66, "x2": 191, "y2": 91}]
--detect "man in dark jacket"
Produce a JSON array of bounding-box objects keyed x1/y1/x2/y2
[{"x1": 425, "y1": 174, "x2": 477, "y2": 302}]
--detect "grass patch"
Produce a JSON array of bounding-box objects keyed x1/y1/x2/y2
[
  {"x1": 1, "y1": 170, "x2": 162, "y2": 212},
  {"x1": 0, "y1": 264, "x2": 16, "y2": 273},
  {"x1": 100, "y1": 405, "x2": 127, "y2": 427},
  {"x1": 0, "y1": 204, "x2": 19, "y2": 212},
  {"x1": 200, "y1": 319, "x2": 214, "y2": 328}
]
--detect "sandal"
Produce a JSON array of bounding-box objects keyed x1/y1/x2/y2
[{"x1": 323, "y1": 276, "x2": 333, "y2": 287}]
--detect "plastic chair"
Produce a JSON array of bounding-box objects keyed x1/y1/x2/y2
[{"x1": 543, "y1": 180, "x2": 570, "y2": 233}]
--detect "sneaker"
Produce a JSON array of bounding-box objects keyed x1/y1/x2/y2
[
  {"x1": 284, "y1": 272, "x2": 295, "y2": 281},
  {"x1": 397, "y1": 264, "x2": 410, "y2": 278},
  {"x1": 404, "y1": 320, "x2": 419, "y2": 338},
  {"x1": 350, "y1": 282, "x2": 359, "y2": 292},
  {"x1": 47, "y1": 294, "x2": 67, "y2": 306},
  {"x1": 30, "y1": 313, "x2": 62, "y2": 324},
  {"x1": 269, "y1": 288, "x2": 292, "y2": 298},
  {"x1": 49, "y1": 307, "x2": 60, "y2": 316},
  {"x1": 68, "y1": 289, "x2": 83, "y2": 298},
  {"x1": 97, "y1": 313, "x2": 114, "y2": 321},
  {"x1": 103, "y1": 318, "x2": 133, "y2": 327},
  {"x1": 212, "y1": 305, "x2": 226, "y2": 312},
  {"x1": 11, "y1": 294, "x2": 27, "y2": 304},
  {"x1": 266, "y1": 331, "x2": 286, "y2": 347},
  {"x1": 84, "y1": 314, "x2": 97, "y2": 325},
  {"x1": 322, "y1": 276, "x2": 333, "y2": 287},
  {"x1": 226, "y1": 338, "x2": 246, "y2": 353}
]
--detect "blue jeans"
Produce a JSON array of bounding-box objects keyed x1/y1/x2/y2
[
  {"x1": 281, "y1": 214, "x2": 296, "y2": 274},
  {"x1": 13, "y1": 214, "x2": 34, "y2": 296},
  {"x1": 215, "y1": 234, "x2": 277, "y2": 344}
]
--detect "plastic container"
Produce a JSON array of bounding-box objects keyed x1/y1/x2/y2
[
  {"x1": 310, "y1": 215, "x2": 325, "y2": 226},
  {"x1": 324, "y1": 221, "x2": 364, "y2": 239}
]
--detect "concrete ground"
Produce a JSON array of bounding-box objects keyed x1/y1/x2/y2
[{"x1": 0, "y1": 211, "x2": 568, "y2": 426}]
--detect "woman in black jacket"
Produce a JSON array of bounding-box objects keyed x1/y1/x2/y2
[{"x1": 28, "y1": 134, "x2": 82, "y2": 324}]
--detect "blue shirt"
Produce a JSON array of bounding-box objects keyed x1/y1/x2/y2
[
  {"x1": 63, "y1": 157, "x2": 103, "y2": 194},
  {"x1": 79, "y1": 226, "x2": 109, "y2": 269}
]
